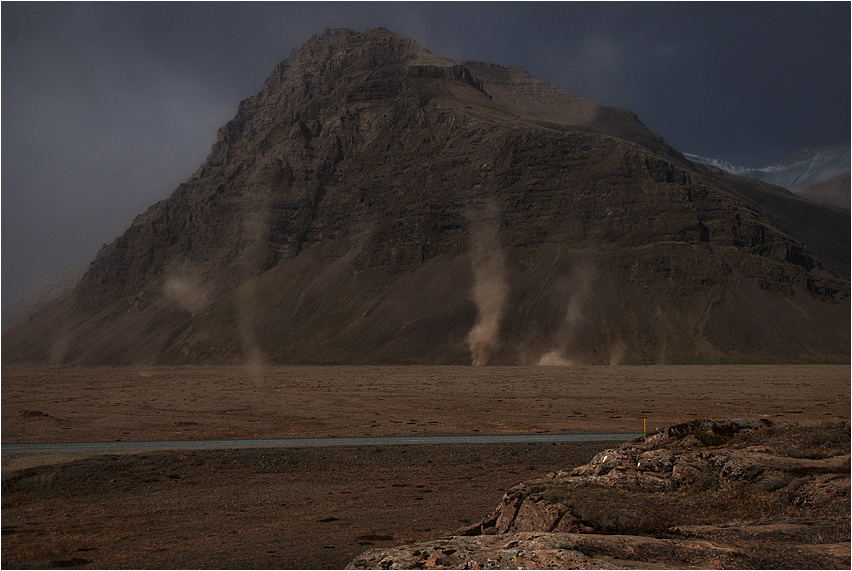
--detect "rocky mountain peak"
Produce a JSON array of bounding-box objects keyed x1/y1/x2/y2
[
  {"x1": 195, "y1": 27, "x2": 490, "y2": 190},
  {"x1": 3, "y1": 28, "x2": 848, "y2": 366},
  {"x1": 276, "y1": 27, "x2": 448, "y2": 79}
]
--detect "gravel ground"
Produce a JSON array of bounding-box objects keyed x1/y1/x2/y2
[
  {"x1": 2, "y1": 441, "x2": 614, "y2": 569},
  {"x1": 3, "y1": 364, "x2": 847, "y2": 569}
]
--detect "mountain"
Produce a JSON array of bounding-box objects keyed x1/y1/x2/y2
[
  {"x1": 797, "y1": 172, "x2": 851, "y2": 210},
  {"x1": 3, "y1": 28, "x2": 849, "y2": 366},
  {"x1": 684, "y1": 144, "x2": 851, "y2": 192}
]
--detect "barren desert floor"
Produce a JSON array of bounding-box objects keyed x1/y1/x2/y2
[{"x1": 2, "y1": 365, "x2": 849, "y2": 569}]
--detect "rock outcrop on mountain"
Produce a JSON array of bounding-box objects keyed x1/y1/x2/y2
[
  {"x1": 347, "y1": 419, "x2": 851, "y2": 569},
  {"x1": 3, "y1": 28, "x2": 849, "y2": 365}
]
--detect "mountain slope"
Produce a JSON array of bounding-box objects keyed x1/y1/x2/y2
[
  {"x1": 685, "y1": 144, "x2": 851, "y2": 191},
  {"x1": 797, "y1": 172, "x2": 851, "y2": 210},
  {"x1": 1, "y1": 263, "x2": 87, "y2": 332},
  {"x1": 3, "y1": 28, "x2": 848, "y2": 366}
]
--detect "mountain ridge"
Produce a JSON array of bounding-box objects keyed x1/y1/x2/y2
[
  {"x1": 3, "y1": 28, "x2": 848, "y2": 366},
  {"x1": 685, "y1": 144, "x2": 851, "y2": 192}
]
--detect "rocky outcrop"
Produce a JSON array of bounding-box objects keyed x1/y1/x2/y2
[
  {"x1": 348, "y1": 419, "x2": 851, "y2": 569},
  {"x1": 346, "y1": 531, "x2": 766, "y2": 570},
  {"x1": 465, "y1": 61, "x2": 672, "y2": 158}
]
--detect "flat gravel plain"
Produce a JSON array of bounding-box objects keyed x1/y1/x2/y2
[
  {"x1": 3, "y1": 365, "x2": 848, "y2": 447},
  {"x1": 2, "y1": 365, "x2": 848, "y2": 569},
  {"x1": 2, "y1": 441, "x2": 618, "y2": 569}
]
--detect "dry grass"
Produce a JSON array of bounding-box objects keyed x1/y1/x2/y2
[
  {"x1": 726, "y1": 420, "x2": 851, "y2": 459},
  {"x1": 527, "y1": 479, "x2": 848, "y2": 539}
]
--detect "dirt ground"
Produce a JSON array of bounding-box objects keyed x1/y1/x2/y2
[
  {"x1": 3, "y1": 365, "x2": 849, "y2": 446},
  {"x1": 2, "y1": 365, "x2": 849, "y2": 569}
]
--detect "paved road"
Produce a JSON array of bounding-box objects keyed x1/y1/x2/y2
[{"x1": 2, "y1": 432, "x2": 643, "y2": 453}]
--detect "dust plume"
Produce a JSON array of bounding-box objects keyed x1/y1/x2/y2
[
  {"x1": 466, "y1": 200, "x2": 509, "y2": 366},
  {"x1": 162, "y1": 272, "x2": 211, "y2": 316},
  {"x1": 537, "y1": 350, "x2": 574, "y2": 366},
  {"x1": 536, "y1": 261, "x2": 596, "y2": 366},
  {"x1": 608, "y1": 339, "x2": 626, "y2": 366},
  {"x1": 48, "y1": 323, "x2": 73, "y2": 365},
  {"x1": 236, "y1": 280, "x2": 265, "y2": 371},
  {"x1": 237, "y1": 202, "x2": 271, "y2": 378}
]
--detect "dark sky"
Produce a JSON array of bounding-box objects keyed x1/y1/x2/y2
[{"x1": 3, "y1": 2, "x2": 850, "y2": 306}]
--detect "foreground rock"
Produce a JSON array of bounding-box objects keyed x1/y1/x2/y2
[{"x1": 348, "y1": 419, "x2": 850, "y2": 569}]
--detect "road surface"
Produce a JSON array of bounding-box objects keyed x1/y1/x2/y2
[{"x1": 2, "y1": 432, "x2": 643, "y2": 453}]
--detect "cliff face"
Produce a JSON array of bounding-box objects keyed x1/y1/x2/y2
[{"x1": 3, "y1": 28, "x2": 848, "y2": 365}]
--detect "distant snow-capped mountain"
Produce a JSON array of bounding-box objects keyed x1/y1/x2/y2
[{"x1": 684, "y1": 144, "x2": 850, "y2": 191}]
